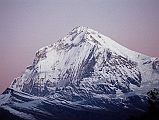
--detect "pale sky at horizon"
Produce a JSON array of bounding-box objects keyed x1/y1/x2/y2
[{"x1": 0, "y1": 0, "x2": 159, "y2": 93}]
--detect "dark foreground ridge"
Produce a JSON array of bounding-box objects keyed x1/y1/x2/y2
[{"x1": 0, "y1": 88, "x2": 159, "y2": 120}]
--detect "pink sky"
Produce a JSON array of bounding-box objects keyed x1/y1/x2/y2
[{"x1": 0, "y1": 0, "x2": 159, "y2": 93}]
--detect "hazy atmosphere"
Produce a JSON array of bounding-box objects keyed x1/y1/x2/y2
[{"x1": 0, "y1": 0, "x2": 159, "y2": 93}]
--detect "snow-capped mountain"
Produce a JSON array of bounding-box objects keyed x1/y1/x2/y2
[
  {"x1": 0, "y1": 26, "x2": 159, "y2": 120},
  {"x1": 10, "y1": 26, "x2": 159, "y2": 98}
]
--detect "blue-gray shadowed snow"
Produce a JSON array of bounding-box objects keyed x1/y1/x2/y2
[{"x1": 0, "y1": 26, "x2": 159, "y2": 120}]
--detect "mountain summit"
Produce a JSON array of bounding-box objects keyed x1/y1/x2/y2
[{"x1": 0, "y1": 26, "x2": 159, "y2": 120}]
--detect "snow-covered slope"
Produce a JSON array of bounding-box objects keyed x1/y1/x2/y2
[
  {"x1": 0, "y1": 26, "x2": 159, "y2": 120},
  {"x1": 10, "y1": 26, "x2": 159, "y2": 101}
]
